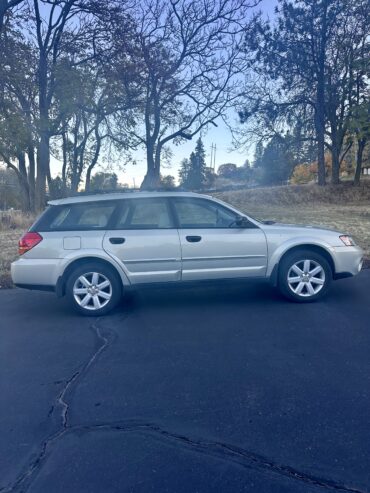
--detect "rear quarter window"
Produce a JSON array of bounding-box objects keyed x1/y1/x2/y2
[{"x1": 32, "y1": 201, "x2": 118, "y2": 231}]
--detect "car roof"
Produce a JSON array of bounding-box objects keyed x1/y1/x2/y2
[{"x1": 48, "y1": 191, "x2": 211, "y2": 206}]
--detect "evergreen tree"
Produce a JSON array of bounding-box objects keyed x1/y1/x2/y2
[
  {"x1": 253, "y1": 142, "x2": 264, "y2": 169},
  {"x1": 185, "y1": 138, "x2": 207, "y2": 190},
  {"x1": 178, "y1": 158, "x2": 191, "y2": 187},
  {"x1": 257, "y1": 136, "x2": 296, "y2": 185}
]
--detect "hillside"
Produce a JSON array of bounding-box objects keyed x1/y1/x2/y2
[{"x1": 215, "y1": 182, "x2": 370, "y2": 207}]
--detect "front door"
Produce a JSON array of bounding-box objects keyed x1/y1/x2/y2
[
  {"x1": 103, "y1": 197, "x2": 181, "y2": 284},
  {"x1": 171, "y1": 197, "x2": 267, "y2": 281}
]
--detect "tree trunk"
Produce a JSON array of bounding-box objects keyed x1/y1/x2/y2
[
  {"x1": 27, "y1": 145, "x2": 36, "y2": 211},
  {"x1": 85, "y1": 168, "x2": 92, "y2": 192},
  {"x1": 315, "y1": 114, "x2": 326, "y2": 186},
  {"x1": 35, "y1": 133, "x2": 49, "y2": 210},
  {"x1": 315, "y1": 91, "x2": 326, "y2": 185},
  {"x1": 141, "y1": 146, "x2": 161, "y2": 190},
  {"x1": 85, "y1": 134, "x2": 102, "y2": 192},
  {"x1": 46, "y1": 163, "x2": 52, "y2": 191},
  {"x1": 0, "y1": 7, "x2": 5, "y2": 32},
  {"x1": 36, "y1": 51, "x2": 50, "y2": 211},
  {"x1": 141, "y1": 167, "x2": 161, "y2": 190},
  {"x1": 70, "y1": 173, "x2": 79, "y2": 194},
  {"x1": 331, "y1": 146, "x2": 341, "y2": 185},
  {"x1": 315, "y1": 0, "x2": 327, "y2": 187},
  {"x1": 62, "y1": 130, "x2": 68, "y2": 194},
  {"x1": 354, "y1": 139, "x2": 365, "y2": 186},
  {"x1": 17, "y1": 152, "x2": 31, "y2": 212},
  {"x1": 0, "y1": 1, "x2": 7, "y2": 32},
  {"x1": 70, "y1": 154, "x2": 83, "y2": 194}
]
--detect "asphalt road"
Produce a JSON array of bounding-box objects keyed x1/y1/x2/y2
[{"x1": 1, "y1": 272, "x2": 370, "y2": 493}]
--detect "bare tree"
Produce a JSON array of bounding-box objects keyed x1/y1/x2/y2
[
  {"x1": 27, "y1": 0, "x2": 84, "y2": 208},
  {"x1": 111, "y1": 0, "x2": 260, "y2": 189},
  {"x1": 54, "y1": 64, "x2": 117, "y2": 193},
  {"x1": 0, "y1": 18, "x2": 38, "y2": 210},
  {"x1": 0, "y1": 0, "x2": 24, "y2": 31}
]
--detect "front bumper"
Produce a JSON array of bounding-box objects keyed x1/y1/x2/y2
[{"x1": 330, "y1": 245, "x2": 364, "y2": 277}]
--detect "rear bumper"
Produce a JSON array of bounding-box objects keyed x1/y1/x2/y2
[
  {"x1": 11, "y1": 258, "x2": 60, "y2": 287},
  {"x1": 331, "y1": 245, "x2": 363, "y2": 277}
]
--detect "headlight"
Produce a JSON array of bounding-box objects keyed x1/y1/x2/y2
[{"x1": 339, "y1": 235, "x2": 356, "y2": 246}]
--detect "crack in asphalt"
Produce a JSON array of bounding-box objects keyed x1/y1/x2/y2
[
  {"x1": 6, "y1": 418, "x2": 368, "y2": 493},
  {"x1": 3, "y1": 316, "x2": 117, "y2": 493},
  {"x1": 64, "y1": 421, "x2": 369, "y2": 493},
  {"x1": 3, "y1": 311, "x2": 369, "y2": 493},
  {"x1": 58, "y1": 322, "x2": 111, "y2": 430}
]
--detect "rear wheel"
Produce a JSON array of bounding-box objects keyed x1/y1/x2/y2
[
  {"x1": 278, "y1": 250, "x2": 332, "y2": 302},
  {"x1": 66, "y1": 263, "x2": 122, "y2": 316}
]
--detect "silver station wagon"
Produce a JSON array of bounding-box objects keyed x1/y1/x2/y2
[{"x1": 11, "y1": 192, "x2": 363, "y2": 315}]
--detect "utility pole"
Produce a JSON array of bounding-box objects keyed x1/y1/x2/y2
[{"x1": 210, "y1": 144, "x2": 217, "y2": 171}]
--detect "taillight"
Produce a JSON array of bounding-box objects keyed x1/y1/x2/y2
[{"x1": 18, "y1": 232, "x2": 43, "y2": 255}]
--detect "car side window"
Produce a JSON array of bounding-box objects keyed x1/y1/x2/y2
[
  {"x1": 116, "y1": 198, "x2": 173, "y2": 229},
  {"x1": 173, "y1": 198, "x2": 237, "y2": 228},
  {"x1": 48, "y1": 202, "x2": 116, "y2": 230}
]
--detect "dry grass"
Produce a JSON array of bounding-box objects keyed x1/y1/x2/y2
[
  {"x1": 215, "y1": 182, "x2": 370, "y2": 207},
  {"x1": 0, "y1": 229, "x2": 24, "y2": 288},
  {"x1": 0, "y1": 183, "x2": 369, "y2": 289},
  {"x1": 0, "y1": 211, "x2": 35, "y2": 231},
  {"x1": 0, "y1": 211, "x2": 35, "y2": 288}
]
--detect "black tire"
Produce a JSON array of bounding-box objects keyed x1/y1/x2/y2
[
  {"x1": 66, "y1": 262, "x2": 122, "y2": 316},
  {"x1": 278, "y1": 249, "x2": 332, "y2": 302}
]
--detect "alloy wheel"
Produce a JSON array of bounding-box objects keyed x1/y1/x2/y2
[
  {"x1": 73, "y1": 272, "x2": 112, "y2": 310},
  {"x1": 287, "y1": 259, "x2": 325, "y2": 297}
]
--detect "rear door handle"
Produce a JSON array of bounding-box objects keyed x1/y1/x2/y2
[
  {"x1": 186, "y1": 235, "x2": 202, "y2": 243},
  {"x1": 109, "y1": 237, "x2": 125, "y2": 245}
]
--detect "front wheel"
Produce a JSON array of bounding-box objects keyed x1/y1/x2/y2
[
  {"x1": 66, "y1": 263, "x2": 122, "y2": 316},
  {"x1": 278, "y1": 250, "x2": 332, "y2": 302}
]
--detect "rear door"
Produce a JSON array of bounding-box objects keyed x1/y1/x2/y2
[
  {"x1": 103, "y1": 197, "x2": 181, "y2": 284},
  {"x1": 171, "y1": 197, "x2": 267, "y2": 281}
]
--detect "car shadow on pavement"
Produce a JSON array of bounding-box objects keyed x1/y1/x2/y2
[{"x1": 117, "y1": 280, "x2": 284, "y2": 313}]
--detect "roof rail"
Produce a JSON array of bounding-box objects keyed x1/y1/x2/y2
[
  {"x1": 70, "y1": 187, "x2": 184, "y2": 196},
  {"x1": 70, "y1": 188, "x2": 140, "y2": 197}
]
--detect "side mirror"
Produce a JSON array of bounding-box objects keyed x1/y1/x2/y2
[{"x1": 235, "y1": 216, "x2": 252, "y2": 228}]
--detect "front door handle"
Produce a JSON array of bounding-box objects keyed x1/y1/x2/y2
[
  {"x1": 109, "y1": 237, "x2": 125, "y2": 245},
  {"x1": 186, "y1": 235, "x2": 202, "y2": 243}
]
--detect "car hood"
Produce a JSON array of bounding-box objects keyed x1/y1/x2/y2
[{"x1": 260, "y1": 221, "x2": 343, "y2": 235}]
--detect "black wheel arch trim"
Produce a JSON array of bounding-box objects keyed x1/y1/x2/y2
[
  {"x1": 57, "y1": 257, "x2": 125, "y2": 298},
  {"x1": 272, "y1": 244, "x2": 336, "y2": 285}
]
